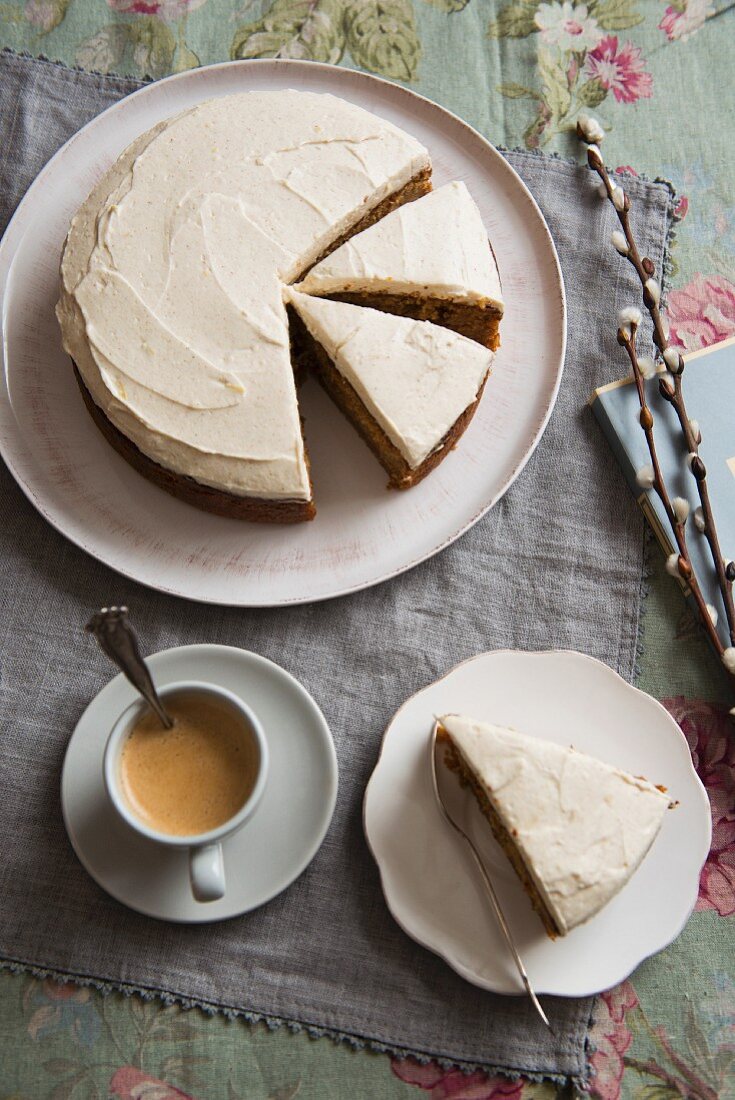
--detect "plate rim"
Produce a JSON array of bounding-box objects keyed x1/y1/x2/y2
[
  {"x1": 0, "y1": 59, "x2": 566, "y2": 608},
  {"x1": 60, "y1": 642, "x2": 339, "y2": 923},
  {"x1": 363, "y1": 648, "x2": 711, "y2": 997}
]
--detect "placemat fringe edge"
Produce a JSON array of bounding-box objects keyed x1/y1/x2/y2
[{"x1": 0, "y1": 956, "x2": 591, "y2": 1089}]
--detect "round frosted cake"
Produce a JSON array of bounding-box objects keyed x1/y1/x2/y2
[{"x1": 57, "y1": 91, "x2": 503, "y2": 523}]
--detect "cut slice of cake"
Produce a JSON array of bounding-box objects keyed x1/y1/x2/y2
[
  {"x1": 436, "y1": 715, "x2": 672, "y2": 937},
  {"x1": 288, "y1": 292, "x2": 493, "y2": 489},
  {"x1": 296, "y1": 182, "x2": 504, "y2": 350}
]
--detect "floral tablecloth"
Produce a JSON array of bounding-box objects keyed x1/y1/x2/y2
[{"x1": 1, "y1": 2, "x2": 733, "y2": 1097}]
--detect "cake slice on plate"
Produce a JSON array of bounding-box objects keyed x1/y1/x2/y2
[
  {"x1": 296, "y1": 182, "x2": 504, "y2": 350},
  {"x1": 436, "y1": 715, "x2": 672, "y2": 937},
  {"x1": 288, "y1": 292, "x2": 493, "y2": 489}
]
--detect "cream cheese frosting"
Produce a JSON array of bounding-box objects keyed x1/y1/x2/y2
[
  {"x1": 438, "y1": 715, "x2": 671, "y2": 935},
  {"x1": 57, "y1": 91, "x2": 429, "y2": 500},
  {"x1": 289, "y1": 292, "x2": 492, "y2": 469},
  {"x1": 297, "y1": 182, "x2": 503, "y2": 308}
]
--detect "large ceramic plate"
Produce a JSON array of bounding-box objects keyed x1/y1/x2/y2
[
  {"x1": 364, "y1": 650, "x2": 711, "y2": 997},
  {"x1": 0, "y1": 60, "x2": 565, "y2": 606}
]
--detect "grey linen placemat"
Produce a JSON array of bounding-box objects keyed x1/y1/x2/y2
[{"x1": 0, "y1": 50, "x2": 675, "y2": 1089}]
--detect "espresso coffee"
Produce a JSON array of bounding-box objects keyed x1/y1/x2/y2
[{"x1": 119, "y1": 691, "x2": 259, "y2": 837}]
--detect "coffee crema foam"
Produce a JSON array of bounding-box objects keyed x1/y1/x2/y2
[{"x1": 120, "y1": 691, "x2": 259, "y2": 836}]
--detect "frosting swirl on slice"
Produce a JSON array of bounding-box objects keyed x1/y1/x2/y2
[
  {"x1": 297, "y1": 182, "x2": 503, "y2": 308},
  {"x1": 438, "y1": 715, "x2": 671, "y2": 935},
  {"x1": 289, "y1": 292, "x2": 492, "y2": 469}
]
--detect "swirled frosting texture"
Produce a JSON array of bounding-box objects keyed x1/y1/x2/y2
[
  {"x1": 57, "y1": 91, "x2": 429, "y2": 500},
  {"x1": 297, "y1": 182, "x2": 503, "y2": 308},
  {"x1": 289, "y1": 292, "x2": 492, "y2": 468},
  {"x1": 439, "y1": 715, "x2": 671, "y2": 935}
]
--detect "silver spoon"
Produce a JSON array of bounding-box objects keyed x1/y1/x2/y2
[
  {"x1": 85, "y1": 606, "x2": 173, "y2": 729},
  {"x1": 430, "y1": 723, "x2": 552, "y2": 1031}
]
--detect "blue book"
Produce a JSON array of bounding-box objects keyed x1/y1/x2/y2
[{"x1": 590, "y1": 336, "x2": 735, "y2": 649}]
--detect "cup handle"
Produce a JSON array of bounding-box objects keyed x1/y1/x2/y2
[{"x1": 189, "y1": 842, "x2": 225, "y2": 902}]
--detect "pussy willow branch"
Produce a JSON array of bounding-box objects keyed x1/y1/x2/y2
[
  {"x1": 589, "y1": 146, "x2": 735, "y2": 647},
  {"x1": 576, "y1": 120, "x2": 735, "y2": 688},
  {"x1": 619, "y1": 323, "x2": 725, "y2": 661}
]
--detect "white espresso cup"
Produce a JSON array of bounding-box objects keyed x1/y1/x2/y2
[{"x1": 103, "y1": 681, "x2": 268, "y2": 903}]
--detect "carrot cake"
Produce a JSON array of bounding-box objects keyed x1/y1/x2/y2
[
  {"x1": 296, "y1": 182, "x2": 504, "y2": 349},
  {"x1": 288, "y1": 292, "x2": 493, "y2": 489},
  {"x1": 436, "y1": 715, "x2": 672, "y2": 937},
  {"x1": 56, "y1": 90, "x2": 431, "y2": 523}
]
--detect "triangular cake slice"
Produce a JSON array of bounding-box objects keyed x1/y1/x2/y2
[
  {"x1": 288, "y1": 292, "x2": 493, "y2": 489},
  {"x1": 296, "y1": 182, "x2": 504, "y2": 350},
  {"x1": 437, "y1": 715, "x2": 672, "y2": 937}
]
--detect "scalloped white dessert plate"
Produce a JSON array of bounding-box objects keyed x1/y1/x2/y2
[
  {"x1": 61, "y1": 644, "x2": 337, "y2": 922},
  {"x1": 364, "y1": 649, "x2": 711, "y2": 997},
  {"x1": 0, "y1": 60, "x2": 565, "y2": 606}
]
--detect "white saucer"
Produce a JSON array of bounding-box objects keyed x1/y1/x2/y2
[
  {"x1": 364, "y1": 649, "x2": 711, "y2": 997},
  {"x1": 61, "y1": 644, "x2": 338, "y2": 922}
]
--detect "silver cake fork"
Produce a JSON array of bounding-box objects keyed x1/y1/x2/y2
[{"x1": 430, "y1": 723, "x2": 552, "y2": 1031}]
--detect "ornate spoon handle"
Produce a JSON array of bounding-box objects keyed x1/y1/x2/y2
[{"x1": 85, "y1": 606, "x2": 173, "y2": 729}]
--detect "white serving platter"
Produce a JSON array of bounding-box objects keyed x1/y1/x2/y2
[{"x1": 0, "y1": 60, "x2": 565, "y2": 605}]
